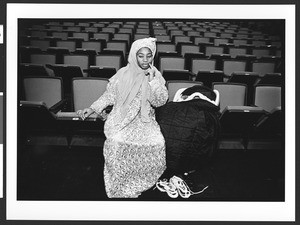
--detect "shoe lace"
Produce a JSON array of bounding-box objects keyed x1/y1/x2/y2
[
  {"x1": 170, "y1": 175, "x2": 209, "y2": 199},
  {"x1": 155, "y1": 176, "x2": 208, "y2": 199},
  {"x1": 155, "y1": 179, "x2": 179, "y2": 198}
]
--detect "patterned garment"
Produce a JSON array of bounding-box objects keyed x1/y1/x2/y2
[{"x1": 90, "y1": 76, "x2": 168, "y2": 198}]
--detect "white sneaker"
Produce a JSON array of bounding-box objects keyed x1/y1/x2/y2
[
  {"x1": 169, "y1": 175, "x2": 209, "y2": 199},
  {"x1": 155, "y1": 179, "x2": 179, "y2": 198}
]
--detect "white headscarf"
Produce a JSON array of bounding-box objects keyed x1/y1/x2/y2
[{"x1": 109, "y1": 37, "x2": 165, "y2": 122}]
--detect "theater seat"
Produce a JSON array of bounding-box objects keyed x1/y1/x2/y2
[
  {"x1": 19, "y1": 101, "x2": 68, "y2": 146},
  {"x1": 71, "y1": 77, "x2": 109, "y2": 112},
  {"x1": 212, "y1": 82, "x2": 247, "y2": 112},
  {"x1": 166, "y1": 80, "x2": 203, "y2": 101},
  {"x1": 218, "y1": 106, "x2": 266, "y2": 150},
  {"x1": 19, "y1": 101, "x2": 104, "y2": 148},
  {"x1": 247, "y1": 106, "x2": 283, "y2": 150},
  {"x1": 56, "y1": 77, "x2": 109, "y2": 147},
  {"x1": 253, "y1": 85, "x2": 281, "y2": 113},
  {"x1": 22, "y1": 76, "x2": 66, "y2": 111}
]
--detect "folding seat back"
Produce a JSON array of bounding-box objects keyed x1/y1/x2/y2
[
  {"x1": 213, "y1": 82, "x2": 247, "y2": 112},
  {"x1": 224, "y1": 29, "x2": 236, "y2": 33},
  {"x1": 136, "y1": 28, "x2": 150, "y2": 34},
  {"x1": 82, "y1": 41, "x2": 102, "y2": 53},
  {"x1": 205, "y1": 46, "x2": 224, "y2": 57},
  {"x1": 187, "y1": 31, "x2": 200, "y2": 37},
  {"x1": 122, "y1": 24, "x2": 135, "y2": 29},
  {"x1": 254, "y1": 85, "x2": 281, "y2": 112},
  {"x1": 166, "y1": 80, "x2": 203, "y2": 101},
  {"x1": 30, "y1": 53, "x2": 56, "y2": 65},
  {"x1": 153, "y1": 29, "x2": 167, "y2": 35},
  {"x1": 155, "y1": 35, "x2": 171, "y2": 42},
  {"x1": 204, "y1": 32, "x2": 218, "y2": 38},
  {"x1": 52, "y1": 31, "x2": 69, "y2": 40},
  {"x1": 107, "y1": 23, "x2": 121, "y2": 29},
  {"x1": 159, "y1": 57, "x2": 185, "y2": 72},
  {"x1": 252, "y1": 40, "x2": 267, "y2": 47},
  {"x1": 252, "y1": 48, "x2": 271, "y2": 58},
  {"x1": 220, "y1": 32, "x2": 234, "y2": 39},
  {"x1": 170, "y1": 30, "x2": 184, "y2": 37},
  {"x1": 30, "y1": 39, "x2": 51, "y2": 51},
  {"x1": 174, "y1": 36, "x2": 191, "y2": 44},
  {"x1": 63, "y1": 22, "x2": 75, "y2": 26},
  {"x1": 78, "y1": 22, "x2": 90, "y2": 27},
  {"x1": 228, "y1": 47, "x2": 247, "y2": 58},
  {"x1": 134, "y1": 34, "x2": 150, "y2": 41},
  {"x1": 93, "y1": 32, "x2": 111, "y2": 42},
  {"x1": 102, "y1": 27, "x2": 117, "y2": 34},
  {"x1": 232, "y1": 39, "x2": 248, "y2": 47},
  {"x1": 63, "y1": 55, "x2": 89, "y2": 76},
  {"x1": 222, "y1": 60, "x2": 247, "y2": 76},
  {"x1": 194, "y1": 37, "x2": 210, "y2": 45},
  {"x1": 56, "y1": 40, "x2": 76, "y2": 52},
  {"x1": 23, "y1": 76, "x2": 63, "y2": 108},
  {"x1": 48, "y1": 25, "x2": 63, "y2": 31},
  {"x1": 106, "y1": 41, "x2": 127, "y2": 58},
  {"x1": 191, "y1": 58, "x2": 216, "y2": 74},
  {"x1": 72, "y1": 78, "x2": 109, "y2": 111},
  {"x1": 251, "y1": 61, "x2": 276, "y2": 77},
  {"x1": 156, "y1": 43, "x2": 176, "y2": 53},
  {"x1": 214, "y1": 38, "x2": 229, "y2": 46},
  {"x1": 95, "y1": 54, "x2": 122, "y2": 71},
  {"x1": 118, "y1": 28, "x2": 133, "y2": 35},
  {"x1": 180, "y1": 44, "x2": 200, "y2": 56},
  {"x1": 30, "y1": 30, "x2": 48, "y2": 39},
  {"x1": 195, "y1": 28, "x2": 207, "y2": 33},
  {"x1": 113, "y1": 33, "x2": 131, "y2": 44},
  {"x1": 85, "y1": 27, "x2": 98, "y2": 33},
  {"x1": 73, "y1": 32, "x2": 89, "y2": 41},
  {"x1": 67, "y1": 26, "x2": 81, "y2": 32}
]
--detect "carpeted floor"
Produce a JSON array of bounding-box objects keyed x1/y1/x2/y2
[{"x1": 17, "y1": 141, "x2": 284, "y2": 202}]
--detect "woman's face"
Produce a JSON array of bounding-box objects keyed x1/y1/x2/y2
[{"x1": 136, "y1": 47, "x2": 153, "y2": 70}]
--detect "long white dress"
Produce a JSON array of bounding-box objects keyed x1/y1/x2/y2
[{"x1": 90, "y1": 76, "x2": 168, "y2": 198}]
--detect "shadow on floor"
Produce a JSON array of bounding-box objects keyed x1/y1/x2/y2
[{"x1": 17, "y1": 144, "x2": 285, "y2": 202}]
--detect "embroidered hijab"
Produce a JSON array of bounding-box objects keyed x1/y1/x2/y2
[{"x1": 109, "y1": 37, "x2": 165, "y2": 122}]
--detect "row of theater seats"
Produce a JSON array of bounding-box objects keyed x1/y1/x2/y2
[
  {"x1": 19, "y1": 37, "x2": 281, "y2": 62},
  {"x1": 21, "y1": 20, "x2": 282, "y2": 44},
  {"x1": 21, "y1": 76, "x2": 281, "y2": 112},
  {"x1": 19, "y1": 50, "x2": 281, "y2": 77},
  {"x1": 19, "y1": 51, "x2": 282, "y2": 107},
  {"x1": 19, "y1": 21, "x2": 282, "y2": 92},
  {"x1": 19, "y1": 20, "x2": 282, "y2": 64},
  {"x1": 19, "y1": 76, "x2": 282, "y2": 150},
  {"x1": 19, "y1": 28, "x2": 281, "y2": 64}
]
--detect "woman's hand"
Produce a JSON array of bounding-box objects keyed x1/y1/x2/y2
[
  {"x1": 76, "y1": 108, "x2": 94, "y2": 120},
  {"x1": 146, "y1": 64, "x2": 155, "y2": 82}
]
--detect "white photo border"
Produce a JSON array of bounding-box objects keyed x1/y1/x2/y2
[{"x1": 7, "y1": 4, "x2": 295, "y2": 221}]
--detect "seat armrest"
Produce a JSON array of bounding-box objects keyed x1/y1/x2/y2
[{"x1": 49, "y1": 99, "x2": 68, "y2": 114}]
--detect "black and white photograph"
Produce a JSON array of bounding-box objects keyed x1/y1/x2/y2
[{"x1": 4, "y1": 2, "x2": 297, "y2": 223}]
